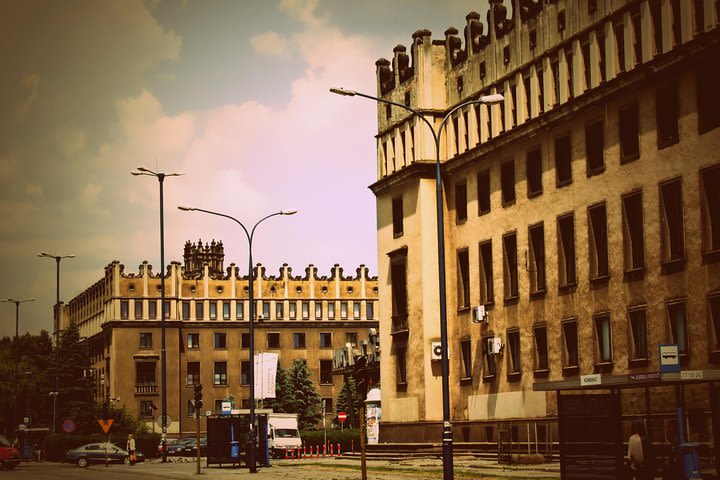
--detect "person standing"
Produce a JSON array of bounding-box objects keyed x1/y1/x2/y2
[
  {"x1": 126, "y1": 434, "x2": 136, "y2": 466},
  {"x1": 628, "y1": 421, "x2": 647, "y2": 480}
]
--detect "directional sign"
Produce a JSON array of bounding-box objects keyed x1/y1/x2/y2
[
  {"x1": 63, "y1": 419, "x2": 76, "y2": 433},
  {"x1": 98, "y1": 419, "x2": 114, "y2": 434},
  {"x1": 659, "y1": 344, "x2": 680, "y2": 373},
  {"x1": 337, "y1": 411, "x2": 347, "y2": 422}
]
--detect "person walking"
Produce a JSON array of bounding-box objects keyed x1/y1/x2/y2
[
  {"x1": 126, "y1": 434, "x2": 136, "y2": 466},
  {"x1": 627, "y1": 421, "x2": 647, "y2": 480}
]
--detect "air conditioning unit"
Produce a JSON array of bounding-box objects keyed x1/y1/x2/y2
[
  {"x1": 487, "y1": 337, "x2": 504, "y2": 355},
  {"x1": 472, "y1": 305, "x2": 488, "y2": 324},
  {"x1": 431, "y1": 342, "x2": 449, "y2": 361}
]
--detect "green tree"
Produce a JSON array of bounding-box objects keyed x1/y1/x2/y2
[
  {"x1": 57, "y1": 324, "x2": 96, "y2": 433},
  {"x1": 335, "y1": 377, "x2": 360, "y2": 428},
  {"x1": 285, "y1": 360, "x2": 323, "y2": 430}
]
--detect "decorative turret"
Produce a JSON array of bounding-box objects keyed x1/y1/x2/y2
[{"x1": 183, "y1": 239, "x2": 224, "y2": 278}]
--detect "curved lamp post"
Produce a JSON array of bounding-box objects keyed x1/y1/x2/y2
[
  {"x1": 2, "y1": 298, "x2": 35, "y2": 428},
  {"x1": 330, "y1": 87, "x2": 503, "y2": 480},
  {"x1": 38, "y1": 251, "x2": 75, "y2": 433},
  {"x1": 178, "y1": 205, "x2": 297, "y2": 473},
  {"x1": 132, "y1": 166, "x2": 184, "y2": 462}
]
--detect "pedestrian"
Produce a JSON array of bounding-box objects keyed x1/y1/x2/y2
[
  {"x1": 33, "y1": 441, "x2": 42, "y2": 462},
  {"x1": 126, "y1": 434, "x2": 136, "y2": 466},
  {"x1": 627, "y1": 421, "x2": 647, "y2": 480}
]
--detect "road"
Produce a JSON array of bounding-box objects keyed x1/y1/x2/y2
[{"x1": 9, "y1": 457, "x2": 559, "y2": 480}]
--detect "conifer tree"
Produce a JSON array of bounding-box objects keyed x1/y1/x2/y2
[
  {"x1": 285, "y1": 360, "x2": 323, "y2": 430},
  {"x1": 335, "y1": 377, "x2": 360, "y2": 427},
  {"x1": 57, "y1": 324, "x2": 96, "y2": 433}
]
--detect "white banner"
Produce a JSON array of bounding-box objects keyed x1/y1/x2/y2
[{"x1": 254, "y1": 352, "x2": 278, "y2": 399}]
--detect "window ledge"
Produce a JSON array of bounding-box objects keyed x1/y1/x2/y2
[
  {"x1": 502, "y1": 199, "x2": 516, "y2": 208},
  {"x1": 479, "y1": 209, "x2": 491, "y2": 217},
  {"x1": 507, "y1": 372, "x2": 522, "y2": 382},
  {"x1": 620, "y1": 153, "x2": 640, "y2": 164},
  {"x1": 527, "y1": 189, "x2": 543, "y2": 199},
  {"x1": 590, "y1": 275, "x2": 610, "y2": 287},
  {"x1": 529, "y1": 289, "x2": 546, "y2": 301},
  {"x1": 562, "y1": 365, "x2": 579, "y2": 377},
  {"x1": 661, "y1": 257, "x2": 686, "y2": 274},
  {"x1": 556, "y1": 179, "x2": 573, "y2": 188},
  {"x1": 459, "y1": 377, "x2": 472, "y2": 385},
  {"x1": 393, "y1": 232, "x2": 404, "y2": 239},
  {"x1": 558, "y1": 283, "x2": 577, "y2": 294},
  {"x1": 679, "y1": 353, "x2": 690, "y2": 365},
  {"x1": 481, "y1": 374, "x2": 496, "y2": 383},
  {"x1": 629, "y1": 358, "x2": 649, "y2": 368},
  {"x1": 709, "y1": 350, "x2": 720, "y2": 363},
  {"x1": 658, "y1": 136, "x2": 679, "y2": 150},
  {"x1": 702, "y1": 249, "x2": 720, "y2": 264},
  {"x1": 623, "y1": 267, "x2": 645, "y2": 281},
  {"x1": 586, "y1": 165, "x2": 606, "y2": 177},
  {"x1": 504, "y1": 295, "x2": 519, "y2": 306},
  {"x1": 594, "y1": 361, "x2": 613, "y2": 374},
  {"x1": 457, "y1": 306, "x2": 471, "y2": 314},
  {"x1": 533, "y1": 369, "x2": 549, "y2": 378},
  {"x1": 456, "y1": 218, "x2": 467, "y2": 225},
  {"x1": 396, "y1": 382, "x2": 408, "y2": 391}
]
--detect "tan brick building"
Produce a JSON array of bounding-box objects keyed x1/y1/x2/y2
[
  {"x1": 62, "y1": 240, "x2": 378, "y2": 436},
  {"x1": 369, "y1": 0, "x2": 720, "y2": 444}
]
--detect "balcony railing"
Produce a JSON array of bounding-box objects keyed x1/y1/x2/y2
[
  {"x1": 134, "y1": 384, "x2": 158, "y2": 396},
  {"x1": 391, "y1": 313, "x2": 409, "y2": 337}
]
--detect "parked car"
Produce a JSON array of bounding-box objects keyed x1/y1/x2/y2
[
  {"x1": 181, "y1": 437, "x2": 207, "y2": 456},
  {"x1": 158, "y1": 437, "x2": 181, "y2": 454},
  {"x1": 65, "y1": 443, "x2": 144, "y2": 468},
  {"x1": 0, "y1": 436, "x2": 20, "y2": 470},
  {"x1": 168, "y1": 437, "x2": 195, "y2": 456}
]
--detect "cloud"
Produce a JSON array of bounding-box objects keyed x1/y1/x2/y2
[
  {"x1": 279, "y1": 0, "x2": 325, "y2": 26},
  {"x1": 250, "y1": 31, "x2": 289, "y2": 57}
]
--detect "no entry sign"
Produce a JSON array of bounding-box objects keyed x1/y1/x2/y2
[{"x1": 337, "y1": 411, "x2": 347, "y2": 422}]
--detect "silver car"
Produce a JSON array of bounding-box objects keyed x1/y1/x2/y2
[{"x1": 65, "y1": 442, "x2": 143, "y2": 468}]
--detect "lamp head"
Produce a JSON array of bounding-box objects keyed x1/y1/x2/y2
[
  {"x1": 281, "y1": 210, "x2": 298, "y2": 215},
  {"x1": 329, "y1": 87, "x2": 356, "y2": 97},
  {"x1": 479, "y1": 93, "x2": 504, "y2": 105},
  {"x1": 37, "y1": 252, "x2": 50, "y2": 258},
  {"x1": 177, "y1": 206, "x2": 195, "y2": 211}
]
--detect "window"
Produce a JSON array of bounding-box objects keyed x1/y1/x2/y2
[
  {"x1": 526, "y1": 147, "x2": 542, "y2": 197},
  {"x1": 667, "y1": 300, "x2": 688, "y2": 354},
  {"x1": 657, "y1": 82, "x2": 679, "y2": 147},
  {"x1": 536, "y1": 63, "x2": 544, "y2": 114},
  {"x1": 135, "y1": 301, "x2": 143, "y2": 319},
  {"x1": 534, "y1": 325, "x2": 549, "y2": 372},
  {"x1": 619, "y1": 102, "x2": 640, "y2": 162},
  {"x1": 182, "y1": 301, "x2": 190, "y2": 320},
  {"x1": 345, "y1": 332, "x2": 357, "y2": 347},
  {"x1": 241, "y1": 361, "x2": 250, "y2": 385},
  {"x1": 320, "y1": 332, "x2": 332, "y2": 348},
  {"x1": 510, "y1": 83, "x2": 517, "y2": 126},
  {"x1": 615, "y1": 21, "x2": 626, "y2": 72},
  {"x1": 697, "y1": 61, "x2": 720, "y2": 133},
  {"x1": 396, "y1": 347, "x2": 407, "y2": 385},
  {"x1": 221, "y1": 301, "x2": 230, "y2": 320},
  {"x1": 187, "y1": 333, "x2": 199, "y2": 349},
  {"x1": 241, "y1": 333, "x2": 250, "y2": 349},
  {"x1": 478, "y1": 170, "x2": 491, "y2": 215},
  {"x1": 293, "y1": 333, "x2": 306, "y2": 349},
  {"x1": 214, "y1": 400, "x2": 224, "y2": 413},
  {"x1": 302, "y1": 302, "x2": 309, "y2": 319},
  {"x1": 149, "y1": 301, "x2": 157, "y2": 319},
  {"x1": 460, "y1": 338, "x2": 472, "y2": 380},
  {"x1": 214, "y1": 362, "x2": 228, "y2": 386},
  {"x1": 214, "y1": 333, "x2": 227, "y2": 349},
  {"x1": 631, "y1": 5, "x2": 642, "y2": 62},
  {"x1": 659, "y1": 178, "x2": 685, "y2": 264},
  {"x1": 457, "y1": 249, "x2": 470, "y2": 310},
  {"x1": 390, "y1": 254, "x2": 408, "y2": 334},
  {"x1": 392, "y1": 196, "x2": 404, "y2": 237},
  {"x1": 597, "y1": 29, "x2": 606, "y2": 83},
  {"x1": 136, "y1": 361, "x2": 156, "y2": 385},
  {"x1": 565, "y1": 50, "x2": 574, "y2": 98},
  {"x1": 353, "y1": 302, "x2": 360, "y2": 319},
  {"x1": 139, "y1": 332, "x2": 152, "y2": 349},
  {"x1": 236, "y1": 302, "x2": 244, "y2": 320},
  {"x1": 262, "y1": 301, "x2": 270, "y2": 320},
  {"x1": 709, "y1": 294, "x2": 720, "y2": 353},
  {"x1": 523, "y1": 75, "x2": 532, "y2": 117},
  {"x1": 314, "y1": 302, "x2": 322, "y2": 320},
  {"x1": 208, "y1": 302, "x2": 218, "y2": 320},
  {"x1": 507, "y1": 330, "x2": 521, "y2": 376},
  {"x1": 622, "y1": 191, "x2": 645, "y2": 272},
  {"x1": 453, "y1": 116, "x2": 460, "y2": 155},
  {"x1": 267, "y1": 332, "x2": 280, "y2": 349},
  {"x1": 628, "y1": 306, "x2": 648, "y2": 361},
  {"x1": 276, "y1": 302, "x2": 283, "y2": 320},
  {"x1": 585, "y1": 120, "x2": 604, "y2": 175},
  {"x1": 323, "y1": 398, "x2": 333, "y2": 414},
  {"x1": 588, "y1": 203, "x2": 609, "y2": 280},
  {"x1": 341, "y1": 302, "x2": 348, "y2": 319},
  {"x1": 455, "y1": 180, "x2": 468, "y2": 223},
  {"x1": 700, "y1": 165, "x2": 720, "y2": 255},
  {"x1": 289, "y1": 302, "x2": 296, "y2": 319},
  {"x1": 650, "y1": 0, "x2": 662, "y2": 54},
  {"x1": 501, "y1": 161, "x2": 515, "y2": 205},
  {"x1": 594, "y1": 314, "x2": 612, "y2": 364},
  {"x1": 482, "y1": 335, "x2": 496, "y2": 378},
  {"x1": 187, "y1": 400, "x2": 196, "y2": 418},
  {"x1": 186, "y1": 362, "x2": 200, "y2": 386},
  {"x1": 140, "y1": 400, "x2": 155, "y2": 419},
  {"x1": 555, "y1": 134, "x2": 572, "y2": 186},
  {"x1": 557, "y1": 213, "x2": 577, "y2": 287},
  {"x1": 562, "y1": 320, "x2": 579, "y2": 370},
  {"x1": 163, "y1": 301, "x2": 170, "y2": 319},
  {"x1": 503, "y1": 233, "x2": 518, "y2": 301},
  {"x1": 196, "y1": 302, "x2": 204, "y2": 321},
  {"x1": 328, "y1": 302, "x2": 335, "y2": 319},
  {"x1": 320, "y1": 360, "x2": 333, "y2": 384},
  {"x1": 498, "y1": 88, "x2": 506, "y2": 131},
  {"x1": 366, "y1": 302, "x2": 374, "y2": 320},
  {"x1": 528, "y1": 223, "x2": 546, "y2": 294},
  {"x1": 582, "y1": 39, "x2": 591, "y2": 89},
  {"x1": 120, "y1": 300, "x2": 129, "y2": 319},
  {"x1": 551, "y1": 58, "x2": 560, "y2": 105}
]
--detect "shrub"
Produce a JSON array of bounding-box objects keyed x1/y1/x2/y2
[{"x1": 300, "y1": 428, "x2": 360, "y2": 454}]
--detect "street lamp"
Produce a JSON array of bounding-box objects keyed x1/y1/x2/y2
[
  {"x1": 132, "y1": 166, "x2": 184, "y2": 462},
  {"x1": 1, "y1": 298, "x2": 35, "y2": 428},
  {"x1": 178, "y1": 205, "x2": 297, "y2": 473},
  {"x1": 38, "y1": 252, "x2": 75, "y2": 434},
  {"x1": 331, "y1": 86, "x2": 503, "y2": 480}
]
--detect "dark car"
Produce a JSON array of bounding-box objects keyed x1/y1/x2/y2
[
  {"x1": 158, "y1": 437, "x2": 181, "y2": 455},
  {"x1": 181, "y1": 437, "x2": 207, "y2": 456},
  {"x1": 168, "y1": 437, "x2": 195, "y2": 456},
  {"x1": 0, "y1": 436, "x2": 20, "y2": 470},
  {"x1": 65, "y1": 443, "x2": 144, "y2": 468}
]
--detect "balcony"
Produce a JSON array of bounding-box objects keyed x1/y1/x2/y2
[
  {"x1": 390, "y1": 313, "x2": 409, "y2": 339},
  {"x1": 134, "y1": 384, "x2": 158, "y2": 396}
]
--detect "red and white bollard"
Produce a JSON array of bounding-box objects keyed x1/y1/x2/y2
[
  {"x1": 285, "y1": 448, "x2": 289, "y2": 459},
  {"x1": 337, "y1": 443, "x2": 342, "y2": 457},
  {"x1": 330, "y1": 443, "x2": 334, "y2": 456},
  {"x1": 323, "y1": 443, "x2": 326, "y2": 458}
]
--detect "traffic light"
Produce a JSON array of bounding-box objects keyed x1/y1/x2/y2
[
  {"x1": 353, "y1": 356, "x2": 369, "y2": 399},
  {"x1": 194, "y1": 383, "x2": 203, "y2": 412}
]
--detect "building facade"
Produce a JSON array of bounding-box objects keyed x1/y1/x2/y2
[
  {"x1": 63, "y1": 240, "x2": 378, "y2": 436},
  {"x1": 370, "y1": 0, "x2": 720, "y2": 443}
]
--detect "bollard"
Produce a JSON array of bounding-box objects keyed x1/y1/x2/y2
[
  {"x1": 303, "y1": 445, "x2": 306, "y2": 459},
  {"x1": 351, "y1": 439, "x2": 354, "y2": 452},
  {"x1": 337, "y1": 443, "x2": 342, "y2": 457},
  {"x1": 323, "y1": 443, "x2": 326, "y2": 458},
  {"x1": 330, "y1": 443, "x2": 334, "y2": 456},
  {"x1": 285, "y1": 448, "x2": 288, "y2": 460}
]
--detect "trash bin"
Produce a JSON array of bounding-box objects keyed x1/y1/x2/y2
[
  {"x1": 230, "y1": 441, "x2": 239, "y2": 459},
  {"x1": 678, "y1": 442, "x2": 701, "y2": 480}
]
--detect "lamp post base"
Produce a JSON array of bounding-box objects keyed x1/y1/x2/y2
[{"x1": 442, "y1": 425, "x2": 454, "y2": 480}]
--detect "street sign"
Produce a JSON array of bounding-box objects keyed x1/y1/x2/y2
[
  {"x1": 659, "y1": 344, "x2": 680, "y2": 373},
  {"x1": 580, "y1": 374, "x2": 601, "y2": 386},
  {"x1": 337, "y1": 411, "x2": 347, "y2": 422},
  {"x1": 156, "y1": 414, "x2": 172, "y2": 429},
  {"x1": 681, "y1": 370, "x2": 703, "y2": 380},
  {"x1": 98, "y1": 419, "x2": 114, "y2": 434},
  {"x1": 63, "y1": 419, "x2": 76, "y2": 433}
]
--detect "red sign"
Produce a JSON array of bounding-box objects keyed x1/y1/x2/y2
[
  {"x1": 98, "y1": 419, "x2": 114, "y2": 434},
  {"x1": 63, "y1": 419, "x2": 75, "y2": 433},
  {"x1": 337, "y1": 411, "x2": 347, "y2": 422}
]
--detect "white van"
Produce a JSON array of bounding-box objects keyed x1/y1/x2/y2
[{"x1": 267, "y1": 413, "x2": 302, "y2": 458}]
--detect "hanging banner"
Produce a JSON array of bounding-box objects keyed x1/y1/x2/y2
[{"x1": 254, "y1": 352, "x2": 279, "y2": 399}]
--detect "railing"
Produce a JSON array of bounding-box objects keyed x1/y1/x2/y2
[
  {"x1": 134, "y1": 384, "x2": 158, "y2": 395},
  {"x1": 391, "y1": 313, "x2": 409, "y2": 336}
]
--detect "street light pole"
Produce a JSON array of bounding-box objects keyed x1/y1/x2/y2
[
  {"x1": 1, "y1": 298, "x2": 35, "y2": 429},
  {"x1": 178, "y1": 205, "x2": 297, "y2": 473},
  {"x1": 330, "y1": 87, "x2": 503, "y2": 480},
  {"x1": 132, "y1": 166, "x2": 184, "y2": 463},
  {"x1": 38, "y1": 252, "x2": 75, "y2": 434}
]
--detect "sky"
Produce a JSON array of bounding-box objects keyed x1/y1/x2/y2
[{"x1": 0, "y1": 0, "x2": 495, "y2": 337}]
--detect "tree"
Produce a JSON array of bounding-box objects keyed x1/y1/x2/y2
[
  {"x1": 264, "y1": 364, "x2": 291, "y2": 413},
  {"x1": 335, "y1": 377, "x2": 360, "y2": 428},
  {"x1": 285, "y1": 360, "x2": 323, "y2": 430},
  {"x1": 57, "y1": 324, "x2": 96, "y2": 433}
]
